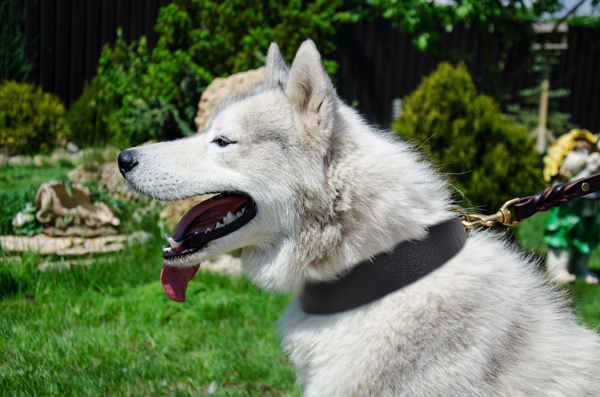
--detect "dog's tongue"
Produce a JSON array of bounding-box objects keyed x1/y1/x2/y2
[{"x1": 161, "y1": 263, "x2": 200, "y2": 302}]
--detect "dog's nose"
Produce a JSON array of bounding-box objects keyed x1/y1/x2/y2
[{"x1": 118, "y1": 150, "x2": 139, "y2": 177}]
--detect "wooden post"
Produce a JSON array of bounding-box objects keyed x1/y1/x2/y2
[
  {"x1": 531, "y1": 22, "x2": 569, "y2": 155},
  {"x1": 536, "y1": 75, "x2": 550, "y2": 154}
]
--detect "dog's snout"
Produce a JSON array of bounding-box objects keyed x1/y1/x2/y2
[{"x1": 118, "y1": 150, "x2": 139, "y2": 177}]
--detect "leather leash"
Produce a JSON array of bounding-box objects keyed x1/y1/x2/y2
[{"x1": 513, "y1": 173, "x2": 600, "y2": 221}]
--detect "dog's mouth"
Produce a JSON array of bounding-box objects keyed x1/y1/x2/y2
[
  {"x1": 162, "y1": 192, "x2": 256, "y2": 259},
  {"x1": 160, "y1": 192, "x2": 257, "y2": 302}
]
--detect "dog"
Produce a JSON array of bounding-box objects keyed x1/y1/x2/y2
[{"x1": 118, "y1": 40, "x2": 600, "y2": 396}]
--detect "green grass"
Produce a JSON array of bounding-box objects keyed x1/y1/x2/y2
[
  {"x1": 0, "y1": 247, "x2": 297, "y2": 395},
  {"x1": 0, "y1": 164, "x2": 72, "y2": 194},
  {"x1": 0, "y1": 249, "x2": 298, "y2": 396}
]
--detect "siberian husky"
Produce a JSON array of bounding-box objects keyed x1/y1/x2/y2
[{"x1": 118, "y1": 40, "x2": 600, "y2": 395}]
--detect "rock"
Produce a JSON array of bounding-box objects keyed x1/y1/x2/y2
[
  {"x1": 8, "y1": 155, "x2": 22, "y2": 166},
  {"x1": 35, "y1": 181, "x2": 120, "y2": 236},
  {"x1": 0, "y1": 230, "x2": 152, "y2": 261},
  {"x1": 65, "y1": 141, "x2": 80, "y2": 154},
  {"x1": 0, "y1": 234, "x2": 126, "y2": 256},
  {"x1": 12, "y1": 211, "x2": 35, "y2": 228},
  {"x1": 40, "y1": 226, "x2": 118, "y2": 238},
  {"x1": 37, "y1": 258, "x2": 95, "y2": 271},
  {"x1": 4, "y1": 147, "x2": 102, "y2": 168},
  {"x1": 66, "y1": 156, "x2": 177, "y2": 229},
  {"x1": 33, "y1": 155, "x2": 43, "y2": 167},
  {"x1": 194, "y1": 67, "x2": 265, "y2": 131}
]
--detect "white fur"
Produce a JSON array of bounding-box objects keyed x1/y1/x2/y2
[{"x1": 122, "y1": 40, "x2": 600, "y2": 395}]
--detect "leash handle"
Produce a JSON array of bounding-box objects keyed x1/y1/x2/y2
[{"x1": 454, "y1": 173, "x2": 600, "y2": 232}]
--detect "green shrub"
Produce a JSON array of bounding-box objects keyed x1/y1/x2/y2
[
  {"x1": 64, "y1": 76, "x2": 112, "y2": 147},
  {"x1": 0, "y1": 81, "x2": 68, "y2": 155},
  {"x1": 93, "y1": 0, "x2": 342, "y2": 148},
  {"x1": 153, "y1": 0, "x2": 341, "y2": 77},
  {"x1": 95, "y1": 34, "x2": 203, "y2": 147},
  {"x1": 392, "y1": 62, "x2": 543, "y2": 212}
]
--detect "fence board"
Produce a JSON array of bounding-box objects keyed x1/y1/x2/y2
[
  {"x1": 38, "y1": 0, "x2": 56, "y2": 94},
  {"x1": 69, "y1": 0, "x2": 84, "y2": 104}
]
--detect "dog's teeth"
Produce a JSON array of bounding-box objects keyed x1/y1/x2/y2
[
  {"x1": 205, "y1": 228, "x2": 212, "y2": 234},
  {"x1": 226, "y1": 212, "x2": 236, "y2": 223},
  {"x1": 236, "y1": 210, "x2": 243, "y2": 217},
  {"x1": 216, "y1": 222, "x2": 223, "y2": 229},
  {"x1": 168, "y1": 237, "x2": 181, "y2": 248},
  {"x1": 162, "y1": 245, "x2": 172, "y2": 253},
  {"x1": 164, "y1": 233, "x2": 171, "y2": 244}
]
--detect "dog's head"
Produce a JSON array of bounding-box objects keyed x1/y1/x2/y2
[
  {"x1": 118, "y1": 40, "x2": 449, "y2": 298},
  {"x1": 118, "y1": 40, "x2": 346, "y2": 297}
]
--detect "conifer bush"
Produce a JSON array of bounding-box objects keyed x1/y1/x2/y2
[
  {"x1": 0, "y1": 81, "x2": 68, "y2": 155},
  {"x1": 392, "y1": 62, "x2": 543, "y2": 212}
]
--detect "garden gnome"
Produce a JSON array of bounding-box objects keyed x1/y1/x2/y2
[{"x1": 543, "y1": 129, "x2": 600, "y2": 284}]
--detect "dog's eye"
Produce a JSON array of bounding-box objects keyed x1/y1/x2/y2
[{"x1": 212, "y1": 136, "x2": 235, "y2": 147}]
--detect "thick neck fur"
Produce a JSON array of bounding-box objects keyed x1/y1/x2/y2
[{"x1": 242, "y1": 101, "x2": 452, "y2": 295}]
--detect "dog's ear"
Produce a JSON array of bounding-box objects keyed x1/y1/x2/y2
[
  {"x1": 286, "y1": 39, "x2": 336, "y2": 139},
  {"x1": 265, "y1": 43, "x2": 289, "y2": 90}
]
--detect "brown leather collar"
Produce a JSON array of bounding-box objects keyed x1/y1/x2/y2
[{"x1": 298, "y1": 218, "x2": 467, "y2": 314}]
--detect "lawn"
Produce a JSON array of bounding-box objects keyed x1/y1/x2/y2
[
  {"x1": 0, "y1": 254, "x2": 297, "y2": 396},
  {"x1": 1, "y1": 156, "x2": 600, "y2": 396}
]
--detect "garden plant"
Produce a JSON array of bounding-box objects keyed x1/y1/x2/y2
[{"x1": 0, "y1": 81, "x2": 68, "y2": 156}]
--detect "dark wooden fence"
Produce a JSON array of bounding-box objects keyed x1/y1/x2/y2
[
  {"x1": 22, "y1": 0, "x2": 600, "y2": 133},
  {"x1": 24, "y1": 0, "x2": 170, "y2": 107},
  {"x1": 333, "y1": 20, "x2": 600, "y2": 131}
]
